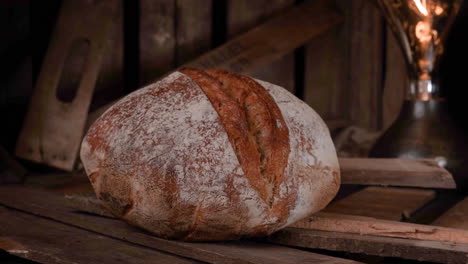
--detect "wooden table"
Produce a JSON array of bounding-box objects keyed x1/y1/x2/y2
[{"x1": 1, "y1": 158, "x2": 467, "y2": 264}]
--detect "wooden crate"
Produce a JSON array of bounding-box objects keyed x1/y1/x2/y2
[{"x1": 1, "y1": 158, "x2": 466, "y2": 264}]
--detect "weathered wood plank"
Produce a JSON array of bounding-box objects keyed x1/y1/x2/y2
[
  {"x1": 139, "y1": 0, "x2": 175, "y2": 86},
  {"x1": 15, "y1": 0, "x2": 120, "y2": 170},
  {"x1": 0, "y1": 186, "x2": 358, "y2": 264},
  {"x1": 292, "y1": 212, "x2": 468, "y2": 244},
  {"x1": 266, "y1": 227, "x2": 468, "y2": 264},
  {"x1": 176, "y1": 0, "x2": 212, "y2": 66},
  {"x1": 184, "y1": 0, "x2": 341, "y2": 75},
  {"x1": 339, "y1": 158, "x2": 456, "y2": 189},
  {"x1": 382, "y1": 25, "x2": 408, "y2": 130},
  {"x1": 324, "y1": 187, "x2": 435, "y2": 220},
  {"x1": 227, "y1": 0, "x2": 295, "y2": 93},
  {"x1": 433, "y1": 197, "x2": 468, "y2": 230},
  {"x1": 348, "y1": 0, "x2": 384, "y2": 130},
  {"x1": 304, "y1": 0, "x2": 348, "y2": 121},
  {"x1": 0, "y1": 206, "x2": 200, "y2": 264}
]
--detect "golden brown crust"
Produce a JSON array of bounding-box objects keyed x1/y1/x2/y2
[{"x1": 179, "y1": 68, "x2": 291, "y2": 228}]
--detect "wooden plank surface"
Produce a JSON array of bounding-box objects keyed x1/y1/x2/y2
[
  {"x1": 381, "y1": 26, "x2": 408, "y2": 130},
  {"x1": 15, "y1": 0, "x2": 120, "y2": 170},
  {"x1": 267, "y1": 227, "x2": 468, "y2": 264},
  {"x1": 227, "y1": 0, "x2": 295, "y2": 93},
  {"x1": 176, "y1": 0, "x2": 212, "y2": 66},
  {"x1": 0, "y1": 206, "x2": 200, "y2": 264},
  {"x1": 339, "y1": 158, "x2": 456, "y2": 189},
  {"x1": 324, "y1": 187, "x2": 435, "y2": 220},
  {"x1": 304, "y1": 0, "x2": 348, "y2": 121},
  {"x1": 292, "y1": 212, "x2": 468, "y2": 244},
  {"x1": 139, "y1": 0, "x2": 175, "y2": 86},
  {"x1": 183, "y1": 0, "x2": 341, "y2": 75},
  {"x1": 348, "y1": 0, "x2": 384, "y2": 130},
  {"x1": 433, "y1": 197, "x2": 468, "y2": 230},
  {"x1": 0, "y1": 186, "x2": 358, "y2": 264}
]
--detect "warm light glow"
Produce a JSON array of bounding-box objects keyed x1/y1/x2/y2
[
  {"x1": 415, "y1": 21, "x2": 432, "y2": 42},
  {"x1": 413, "y1": 0, "x2": 429, "y2": 16},
  {"x1": 435, "y1": 5, "x2": 444, "y2": 15}
]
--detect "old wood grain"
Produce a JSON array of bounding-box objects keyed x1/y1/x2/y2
[
  {"x1": 348, "y1": 0, "x2": 384, "y2": 130},
  {"x1": 140, "y1": 0, "x2": 176, "y2": 86},
  {"x1": 339, "y1": 157, "x2": 456, "y2": 189},
  {"x1": 324, "y1": 186, "x2": 435, "y2": 220},
  {"x1": 433, "y1": 197, "x2": 468, "y2": 230},
  {"x1": 382, "y1": 25, "x2": 408, "y2": 130},
  {"x1": 292, "y1": 212, "x2": 468, "y2": 244},
  {"x1": 0, "y1": 186, "x2": 358, "y2": 264},
  {"x1": 15, "y1": 0, "x2": 119, "y2": 170},
  {"x1": 227, "y1": 0, "x2": 295, "y2": 93},
  {"x1": 0, "y1": 206, "x2": 200, "y2": 264},
  {"x1": 266, "y1": 227, "x2": 468, "y2": 264},
  {"x1": 304, "y1": 0, "x2": 349, "y2": 121},
  {"x1": 176, "y1": 0, "x2": 212, "y2": 66}
]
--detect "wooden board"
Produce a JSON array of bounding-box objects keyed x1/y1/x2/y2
[
  {"x1": 433, "y1": 197, "x2": 468, "y2": 230},
  {"x1": 176, "y1": 0, "x2": 212, "y2": 66},
  {"x1": 227, "y1": 0, "x2": 295, "y2": 93},
  {"x1": 0, "y1": 206, "x2": 200, "y2": 264},
  {"x1": 15, "y1": 0, "x2": 120, "y2": 170},
  {"x1": 324, "y1": 186, "x2": 435, "y2": 220},
  {"x1": 382, "y1": 25, "x2": 408, "y2": 130},
  {"x1": 339, "y1": 158, "x2": 456, "y2": 189},
  {"x1": 0, "y1": 186, "x2": 359, "y2": 264},
  {"x1": 348, "y1": 0, "x2": 384, "y2": 130},
  {"x1": 139, "y1": 0, "x2": 176, "y2": 86},
  {"x1": 292, "y1": 212, "x2": 468, "y2": 244},
  {"x1": 304, "y1": 0, "x2": 348, "y2": 121},
  {"x1": 267, "y1": 227, "x2": 468, "y2": 264}
]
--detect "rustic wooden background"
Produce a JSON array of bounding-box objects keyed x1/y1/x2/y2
[{"x1": 1, "y1": 0, "x2": 467, "y2": 158}]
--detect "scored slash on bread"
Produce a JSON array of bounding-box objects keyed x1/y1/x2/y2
[{"x1": 80, "y1": 68, "x2": 340, "y2": 241}]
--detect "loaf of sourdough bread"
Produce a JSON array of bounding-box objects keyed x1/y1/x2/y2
[{"x1": 80, "y1": 68, "x2": 340, "y2": 241}]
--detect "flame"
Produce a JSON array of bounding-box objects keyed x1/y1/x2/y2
[{"x1": 413, "y1": 0, "x2": 429, "y2": 16}]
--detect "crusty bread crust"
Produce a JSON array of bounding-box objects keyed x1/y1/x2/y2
[{"x1": 80, "y1": 69, "x2": 340, "y2": 241}]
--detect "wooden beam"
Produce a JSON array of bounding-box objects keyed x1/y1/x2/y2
[
  {"x1": 266, "y1": 227, "x2": 468, "y2": 264},
  {"x1": 433, "y1": 197, "x2": 468, "y2": 230},
  {"x1": 339, "y1": 158, "x2": 456, "y2": 189},
  {"x1": 324, "y1": 187, "x2": 435, "y2": 220},
  {"x1": 292, "y1": 212, "x2": 468, "y2": 244},
  {"x1": 0, "y1": 186, "x2": 359, "y2": 264}
]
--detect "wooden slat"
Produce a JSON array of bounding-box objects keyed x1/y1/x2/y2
[
  {"x1": 433, "y1": 197, "x2": 468, "y2": 230},
  {"x1": 176, "y1": 0, "x2": 212, "y2": 65},
  {"x1": 0, "y1": 206, "x2": 200, "y2": 264},
  {"x1": 339, "y1": 158, "x2": 456, "y2": 189},
  {"x1": 382, "y1": 25, "x2": 408, "y2": 130},
  {"x1": 292, "y1": 212, "x2": 468, "y2": 244},
  {"x1": 348, "y1": 0, "x2": 384, "y2": 130},
  {"x1": 304, "y1": 0, "x2": 348, "y2": 121},
  {"x1": 227, "y1": 0, "x2": 295, "y2": 93},
  {"x1": 266, "y1": 227, "x2": 468, "y2": 264},
  {"x1": 324, "y1": 187, "x2": 435, "y2": 221},
  {"x1": 0, "y1": 186, "x2": 358, "y2": 264},
  {"x1": 91, "y1": 0, "x2": 124, "y2": 111},
  {"x1": 139, "y1": 0, "x2": 175, "y2": 86},
  {"x1": 184, "y1": 0, "x2": 341, "y2": 75},
  {"x1": 15, "y1": 0, "x2": 119, "y2": 170}
]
